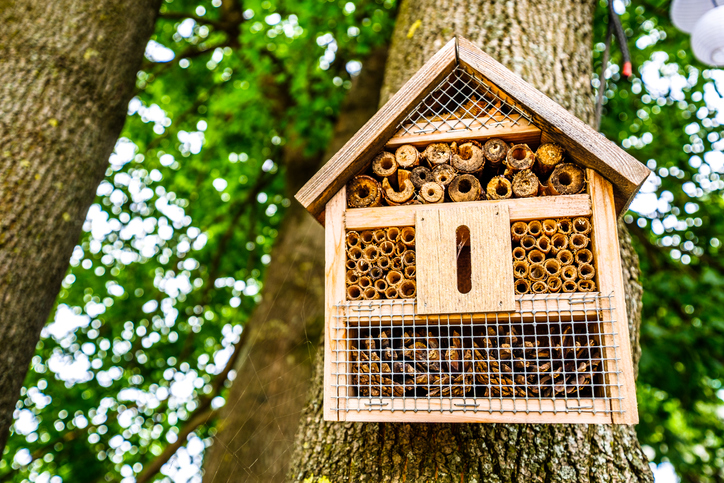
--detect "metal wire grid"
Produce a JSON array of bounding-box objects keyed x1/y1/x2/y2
[
  {"x1": 330, "y1": 293, "x2": 624, "y2": 415},
  {"x1": 395, "y1": 66, "x2": 534, "y2": 138}
]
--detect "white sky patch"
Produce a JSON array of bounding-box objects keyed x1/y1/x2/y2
[
  {"x1": 651, "y1": 462, "x2": 679, "y2": 483},
  {"x1": 14, "y1": 409, "x2": 39, "y2": 435},
  {"x1": 178, "y1": 131, "x2": 204, "y2": 155},
  {"x1": 160, "y1": 434, "x2": 205, "y2": 483},
  {"x1": 145, "y1": 40, "x2": 176, "y2": 63},
  {"x1": 177, "y1": 18, "x2": 196, "y2": 38},
  {"x1": 43, "y1": 304, "x2": 91, "y2": 340},
  {"x1": 109, "y1": 138, "x2": 137, "y2": 170},
  {"x1": 48, "y1": 352, "x2": 93, "y2": 384}
]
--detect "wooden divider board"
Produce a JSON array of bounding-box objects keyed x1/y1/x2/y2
[{"x1": 415, "y1": 203, "x2": 514, "y2": 314}]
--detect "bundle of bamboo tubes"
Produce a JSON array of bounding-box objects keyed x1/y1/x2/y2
[
  {"x1": 511, "y1": 217, "x2": 596, "y2": 294},
  {"x1": 349, "y1": 323, "x2": 603, "y2": 398},
  {"x1": 346, "y1": 226, "x2": 416, "y2": 300},
  {"x1": 346, "y1": 139, "x2": 587, "y2": 208}
]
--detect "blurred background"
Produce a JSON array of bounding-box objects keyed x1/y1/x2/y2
[{"x1": 1, "y1": 0, "x2": 722, "y2": 481}]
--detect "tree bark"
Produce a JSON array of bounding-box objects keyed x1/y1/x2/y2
[
  {"x1": 285, "y1": 1, "x2": 653, "y2": 481},
  {"x1": 201, "y1": 47, "x2": 390, "y2": 483},
  {"x1": 0, "y1": 0, "x2": 160, "y2": 451}
]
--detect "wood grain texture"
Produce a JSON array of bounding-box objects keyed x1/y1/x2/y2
[
  {"x1": 456, "y1": 36, "x2": 650, "y2": 215},
  {"x1": 587, "y1": 169, "x2": 638, "y2": 424},
  {"x1": 386, "y1": 122, "x2": 540, "y2": 148},
  {"x1": 295, "y1": 38, "x2": 457, "y2": 218},
  {"x1": 324, "y1": 188, "x2": 348, "y2": 421},
  {"x1": 415, "y1": 204, "x2": 514, "y2": 314},
  {"x1": 345, "y1": 194, "x2": 592, "y2": 229}
]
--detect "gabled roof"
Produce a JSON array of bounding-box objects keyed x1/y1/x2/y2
[{"x1": 295, "y1": 36, "x2": 650, "y2": 221}]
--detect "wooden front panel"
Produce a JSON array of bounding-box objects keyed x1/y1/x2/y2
[{"x1": 415, "y1": 204, "x2": 514, "y2": 314}]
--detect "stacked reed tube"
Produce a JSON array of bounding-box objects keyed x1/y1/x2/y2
[
  {"x1": 511, "y1": 217, "x2": 597, "y2": 294},
  {"x1": 345, "y1": 226, "x2": 417, "y2": 300},
  {"x1": 350, "y1": 322, "x2": 604, "y2": 398}
]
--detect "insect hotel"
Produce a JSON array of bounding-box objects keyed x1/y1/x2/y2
[{"x1": 295, "y1": 37, "x2": 650, "y2": 424}]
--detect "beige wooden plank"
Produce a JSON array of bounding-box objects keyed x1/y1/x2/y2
[
  {"x1": 345, "y1": 194, "x2": 592, "y2": 230},
  {"x1": 295, "y1": 38, "x2": 458, "y2": 219},
  {"x1": 340, "y1": 294, "x2": 604, "y2": 325},
  {"x1": 342, "y1": 397, "x2": 612, "y2": 424},
  {"x1": 416, "y1": 204, "x2": 514, "y2": 314},
  {"x1": 323, "y1": 187, "x2": 347, "y2": 421},
  {"x1": 386, "y1": 121, "x2": 541, "y2": 148},
  {"x1": 456, "y1": 36, "x2": 650, "y2": 215},
  {"x1": 587, "y1": 169, "x2": 638, "y2": 424}
]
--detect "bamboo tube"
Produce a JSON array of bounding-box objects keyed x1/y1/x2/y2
[
  {"x1": 557, "y1": 249, "x2": 574, "y2": 266},
  {"x1": 550, "y1": 233, "x2": 569, "y2": 255},
  {"x1": 347, "y1": 175, "x2": 382, "y2": 208},
  {"x1": 577, "y1": 280, "x2": 596, "y2": 292},
  {"x1": 395, "y1": 241, "x2": 407, "y2": 256},
  {"x1": 395, "y1": 144, "x2": 420, "y2": 168},
  {"x1": 511, "y1": 169, "x2": 541, "y2": 198},
  {"x1": 369, "y1": 266, "x2": 384, "y2": 281},
  {"x1": 544, "y1": 259, "x2": 561, "y2": 277},
  {"x1": 578, "y1": 263, "x2": 596, "y2": 280},
  {"x1": 484, "y1": 138, "x2": 508, "y2": 169},
  {"x1": 561, "y1": 265, "x2": 577, "y2": 281},
  {"x1": 373, "y1": 229, "x2": 386, "y2": 244},
  {"x1": 528, "y1": 249, "x2": 545, "y2": 264},
  {"x1": 535, "y1": 143, "x2": 564, "y2": 177},
  {"x1": 348, "y1": 246, "x2": 363, "y2": 260},
  {"x1": 542, "y1": 219, "x2": 557, "y2": 237},
  {"x1": 410, "y1": 166, "x2": 433, "y2": 189},
  {"x1": 382, "y1": 170, "x2": 414, "y2": 205},
  {"x1": 363, "y1": 245, "x2": 379, "y2": 262},
  {"x1": 546, "y1": 163, "x2": 585, "y2": 195},
  {"x1": 357, "y1": 259, "x2": 371, "y2": 274},
  {"x1": 420, "y1": 182, "x2": 444, "y2": 203},
  {"x1": 398, "y1": 280, "x2": 417, "y2": 298},
  {"x1": 521, "y1": 235, "x2": 537, "y2": 251},
  {"x1": 363, "y1": 287, "x2": 380, "y2": 300},
  {"x1": 400, "y1": 227, "x2": 415, "y2": 246},
  {"x1": 557, "y1": 218, "x2": 572, "y2": 235},
  {"x1": 536, "y1": 235, "x2": 552, "y2": 254},
  {"x1": 391, "y1": 257, "x2": 403, "y2": 271},
  {"x1": 486, "y1": 175, "x2": 513, "y2": 200},
  {"x1": 377, "y1": 256, "x2": 391, "y2": 270},
  {"x1": 374, "y1": 278, "x2": 388, "y2": 292},
  {"x1": 547, "y1": 277, "x2": 562, "y2": 293},
  {"x1": 512, "y1": 247, "x2": 527, "y2": 260},
  {"x1": 401, "y1": 250, "x2": 416, "y2": 266},
  {"x1": 347, "y1": 285, "x2": 362, "y2": 300},
  {"x1": 422, "y1": 142, "x2": 452, "y2": 166},
  {"x1": 511, "y1": 221, "x2": 528, "y2": 242},
  {"x1": 385, "y1": 286, "x2": 399, "y2": 299},
  {"x1": 449, "y1": 174, "x2": 482, "y2": 202},
  {"x1": 379, "y1": 241, "x2": 395, "y2": 256},
  {"x1": 386, "y1": 226, "x2": 401, "y2": 242},
  {"x1": 527, "y1": 220, "x2": 543, "y2": 238},
  {"x1": 386, "y1": 270, "x2": 403, "y2": 286},
  {"x1": 404, "y1": 265, "x2": 416, "y2": 279},
  {"x1": 360, "y1": 231, "x2": 375, "y2": 245},
  {"x1": 505, "y1": 144, "x2": 535, "y2": 175},
  {"x1": 451, "y1": 141, "x2": 485, "y2": 173},
  {"x1": 532, "y1": 281, "x2": 548, "y2": 294},
  {"x1": 345, "y1": 259, "x2": 357, "y2": 270},
  {"x1": 358, "y1": 275, "x2": 372, "y2": 288},
  {"x1": 569, "y1": 233, "x2": 589, "y2": 251},
  {"x1": 346, "y1": 231, "x2": 361, "y2": 248},
  {"x1": 346, "y1": 270, "x2": 359, "y2": 285},
  {"x1": 371, "y1": 151, "x2": 397, "y2": 178},
  {"x1": 529, "y1": 263, "x2": 547, "y2": 281},
  {"x1": 515, "y1": 279, "x2": 530, "y2": 294},
  {"x1": 575, "y1": 249, "x2": 593, "y2": 265},
  {"x1": 432, "y1": 164, "x2": 457, "y2": 187},
  {"x1": 572, "y1": 217, "x2": 592, "y2": 235},
  {"x1": 562, "y1": 280, "x2": 577, "y2": 293},
  {"x1": 513, "y1": 260, "x2": 530, "y2": 279}
]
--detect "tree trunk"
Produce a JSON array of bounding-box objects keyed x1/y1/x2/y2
[
  {"x1": 201, "y1": 47, "x2": 390, "y2": 483},
  {"x1": 0, "y1": 0, "x2": 160, "y2": 451},
  {"x1": 285, "y1": 1, "x2": 653, "y2": 481}
]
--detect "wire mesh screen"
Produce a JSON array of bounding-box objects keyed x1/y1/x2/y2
[
  {"x1": 395, "y1": 66, "x2": 534, "y2": 138},
  {"x1": 331, "y1": 293, "x2": 624, "y2": 415}
]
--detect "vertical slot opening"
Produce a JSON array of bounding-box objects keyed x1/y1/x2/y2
[{"x1": 456, "y1": 225, "x2": 472, "y2": 294}]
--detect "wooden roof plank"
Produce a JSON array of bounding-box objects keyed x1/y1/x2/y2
[
  {"x1": 295, "y1": 38, "x2": 458, "y2": 218},
  {"x1": 456, "y1": 36, "x2": 650, "y2": 214}
]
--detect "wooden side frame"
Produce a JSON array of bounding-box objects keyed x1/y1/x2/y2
[{"x1": 587, "y1": 169, "x2": 639, "y2": 424}]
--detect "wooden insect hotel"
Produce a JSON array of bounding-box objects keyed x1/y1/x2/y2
[{"x1": 295, "y1": 37, "x2": 650, "y2": 424}]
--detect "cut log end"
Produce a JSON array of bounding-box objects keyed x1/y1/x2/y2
[
  {"x1": 382, "y1": 173, "x2": 414, "y2": 205},
  {"x1": 347, "y1": 175, "x2": 381, "y2": 208},
  {"x1": 395, "y1": 144, "x2": 420, "y2": 168},
  {"x1": 451, "y1": 142, "x2": 485, "y2": 173},
  {"x1": 410, "y1": 166, "x2": 433, "y2": 190},
  {"x1": 535, "y1": 142, "x2": 564, "y2": 176},
  {"x1": 419, "y1": 182, "x2": 445, "y2": 203},
  {"x1": 484, "y1": 138, "x2": 508, "y2": 168},
  {"x1": 422, "y1": 142, "x2": 452, "y2": 166},
  {"x1": 432, "y1": 164, "x2": 457, "y2": 187},
  {"x1": 486, "y1": 175, "x2": 512, "y2": 200},
  {"x1": 547, "y1": 163, "x2": 585, "y2": 195},
  {"x1": 371, "y1": 151, "x2": 397, "y2": 178},
  {"x1": 505, "y1": 143, "x2": 535, "y2": 172},
  {"x1": 512, "y1": 169, "x2": 540, "y2": 198},
  {"x1": 448, "y1": 174, "x2": 482, "y2": 202}
]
